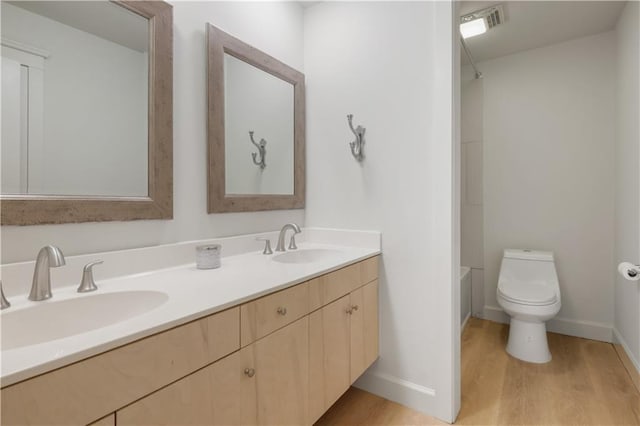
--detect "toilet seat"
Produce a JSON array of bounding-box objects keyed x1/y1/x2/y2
[{"x1": 498, "y1": 281, "x2": 557, "y2": 306}]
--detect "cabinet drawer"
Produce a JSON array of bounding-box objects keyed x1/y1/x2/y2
[
  {"x1": 360, "y1": 256, "x2": 379, "y2": 285},
  {"x1": 309, "y1": 263, "x2": 361, "y2": 311},
  {"x1": 241, "y1": 282, "x2": 309, "y2": 346},
  {"x1": 0, "y1": 307, "x2": 240, "y2": 426}
]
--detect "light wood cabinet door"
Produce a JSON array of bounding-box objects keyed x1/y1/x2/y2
[
  {"x1": 309, "y1": 295, "x2": 352, "y2": 424},
  {"x1": 117, "y1": 349, "x2": 255, "y2": 426},
  {"x1": 245, "y1": 316, "x2": 309, "y2": 425},
  {"x1": 350, "y1": 280, "x2": 379, "y2": 383}
]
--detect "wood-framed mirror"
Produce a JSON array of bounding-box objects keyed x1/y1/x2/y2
[
  {"x1": 206, "y1": 23, "x2": 305, "y2": 213},
  {"x1": 0, "y1": 0, "x2": 173, "y2": 225}
]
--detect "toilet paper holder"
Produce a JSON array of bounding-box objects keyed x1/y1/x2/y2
[{"x1": 618, "y1": 262, "x2": 640, "y2": 280}]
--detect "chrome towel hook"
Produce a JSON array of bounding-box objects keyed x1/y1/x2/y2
[
  {"x1": 347, "y1": 114, "x2": 366, "y2": 161},
  {"x1": 249, "y1": 131, "x2": 266, "y2": 169}
]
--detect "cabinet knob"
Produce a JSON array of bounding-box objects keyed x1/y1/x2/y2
[
  {"x1": 352, "y1": 305, "x2": 359, "y2": 311},
  {"x1": 277, "y1": 306, "x2": 287, "y2": 316},
  {"x1": 346, "y1": 305, "x2": 359, "y2": 315},
  {"x1": 244, "y1": 368, "x2": 255, "y2": 378}
]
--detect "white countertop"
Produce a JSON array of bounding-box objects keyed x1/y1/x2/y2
[{"x1": 1, "y1": 230, "x2": 380, "y2": 387}]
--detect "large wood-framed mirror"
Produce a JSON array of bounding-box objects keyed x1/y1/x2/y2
[
  {"x1": 206, "y1": 23, "x2": 305, "y2": 213},
  {"x1": 0, "y1": 0, "x2": 172, "y2": 225}
]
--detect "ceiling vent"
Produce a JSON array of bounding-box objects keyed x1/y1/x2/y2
[
  {"x1": 484, "y1": 5, "x2": 505, "y2": 28},
  {"x1": 461, "y1": 4, "x2": 506, "y2": 30}
]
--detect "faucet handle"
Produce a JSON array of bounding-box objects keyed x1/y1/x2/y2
[
  {"x1": 256, "y1": 237, "x2": 273, "y2": 255},
  {"x1": 77, "y1": 260, "x2": 103, "y2": 293},
  {"x1": 1, "y1": 280, "x2": 10, "y2": 310},
  {"x1": 288, "y1": 235, "x2": 298, "y2": 250}
]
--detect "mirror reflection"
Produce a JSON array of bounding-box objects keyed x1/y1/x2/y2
[
  {"x1": 1, "y1": 1, "x2": 149, "y2": 197},
  {"x1": 224, "y1": 54, "x2": 294, "y2": 195}
]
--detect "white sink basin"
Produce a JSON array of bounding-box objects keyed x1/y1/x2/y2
[
  {"x1": 1, "y1": 290, "x2": 169, "y2": 350},
  {"x1": 272, "y1": 248, "x2": 341, "y2": 264}
]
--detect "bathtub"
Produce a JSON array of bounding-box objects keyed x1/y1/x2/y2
[{"x1": 461, "y1": 266, "x2": 471, "y2": 330}]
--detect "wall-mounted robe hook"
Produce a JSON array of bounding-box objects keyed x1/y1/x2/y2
[
  {"x1": 249, "y1": 131, "x2": 266, "y2": 169},
  {"x1": 347, "y1": 114, "x2": 365, "y2": 161}
]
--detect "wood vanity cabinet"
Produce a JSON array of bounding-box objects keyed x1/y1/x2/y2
[
  {"x1": 118, "y1": 317, "x2": 309, "y2": 426},
  {"x1": 308, "y1": 280, "x2": 379, "y2": 423},
  {"x1": 0, "y1": 255, "x2": 379, "y2": 426}
]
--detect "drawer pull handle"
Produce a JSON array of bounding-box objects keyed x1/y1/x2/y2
[
  {"x1": 346, "y1": 305, "x2": 359, "y2": 315},
  {"x1": 277, "y1": 306, "x2": 287, "y2": 316},
  {"x1": 244, "y1": 368, "x2": 255, "y2": 378}
]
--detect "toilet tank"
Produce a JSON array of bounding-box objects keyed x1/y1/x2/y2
[
  {"x1": 504, "y1": 249, "x2": 554, "y2": 262},
  {"x1": 500, "y1": 249, "x2": 559, "y2": 286}
]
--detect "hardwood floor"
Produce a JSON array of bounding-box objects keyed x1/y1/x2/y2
[
  {"x1": 316, "y1": 318, "x2": 640, "y2": 425},
  {"x1": 615, "y1": 343, "x2": 640, "y2": 394},
  {"x1": 314, "y1": 387, "x2": 444, "y2": 425}
]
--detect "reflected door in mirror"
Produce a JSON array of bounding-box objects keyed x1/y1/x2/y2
[{"x1": 1, "y1": 1, "x2": 149, "y2": 197}]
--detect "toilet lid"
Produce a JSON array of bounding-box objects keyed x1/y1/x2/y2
[{"x1": 498, "y1": 281, "x2": 557, "y2": 306}]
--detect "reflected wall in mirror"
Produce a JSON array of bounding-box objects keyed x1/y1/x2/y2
[
  {"x1": 0, "y1": 1, "x2": 173, "y2": 225},
  {"x1": 2, "y1": 1, "x2": 148, "y2": 197},
  {"x1": 207, "y1": 23, "x2": 305, "y2": 213},
  {"x1": 224, "y1": 54, "x2": 294, "y2": 195}
]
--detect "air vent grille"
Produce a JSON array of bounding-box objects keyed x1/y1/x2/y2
[
  {"x1": 485, "y1": 5, "x2": 504, "y2": 29},
  {"x1": 461, "y1": 4, "x2": 506, "y2": 30}
]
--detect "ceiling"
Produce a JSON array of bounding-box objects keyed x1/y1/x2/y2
[
  {"x1": 9, "y1": 1, "x2": 148, "y2": 53},
  {"x1": 460, "y1": 1, "x2": 626, "y2": 64}
]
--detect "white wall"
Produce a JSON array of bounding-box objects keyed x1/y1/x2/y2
[
  {"x1": 1, "y1": 1, "x2": 305, "y2": 263},
  {"x1": 304, "y1": 2, "x2": 458, "y2": 421},
  {"x1": 614, "y1": 0, "x2": 640, "y2": 371},
  {"x1": 481, "y1": 31, "x2": 616, "y2": 341},
  {"x1": 461, "y1": 68, "x2": 484, "y2": 317},
  {"x1": 1, "y1": 3, "x2": 148, "y2": 197}
]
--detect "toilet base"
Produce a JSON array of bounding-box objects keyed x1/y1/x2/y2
[{"x1": 506, "y1": 318, "x2": 551, "y2": 363}]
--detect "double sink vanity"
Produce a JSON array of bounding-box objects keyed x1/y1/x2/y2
[
  {"x1": 0, "y1": 228, "x2": 381, "y2": 425},
  {"x1": 0, "y1": 2, "x2": 380, "y2": 425}
]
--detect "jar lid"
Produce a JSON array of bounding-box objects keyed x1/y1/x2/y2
[{"x1": 197, "y1": 244, "x2": 221, "y2": 253}]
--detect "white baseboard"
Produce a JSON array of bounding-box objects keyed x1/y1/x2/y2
[
  {"x1": 483, "y1": 305, "x2": 510, "y2": 324},
  {"x1": 613, "y1": 327, "x2": 640, "y2": 374},
  {"x1": 483, "y1": 305, "x2": 613, "y2": 342},
  {"x1": 353, "y1": 370, "x2": 441, "y2": 420}
]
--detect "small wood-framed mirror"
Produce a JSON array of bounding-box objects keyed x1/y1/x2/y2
[
  {"x1": 0, "y1": 1, "x2": 172, "y2": 225},
  {"x1": 206, "y1": 23, "x2": 305, "y2": 213}
]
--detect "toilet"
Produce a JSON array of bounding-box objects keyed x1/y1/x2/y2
[{"x1": 497, "y1": 249, "x2": 561, "y2": 363}]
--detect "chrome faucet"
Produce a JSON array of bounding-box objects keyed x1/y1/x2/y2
[
  {"x1": 275, "y1": 223, "x2": 301, "y2": 252},
  {"x1": 29, "y1": 245, "x2": 66, "y2": 301}
]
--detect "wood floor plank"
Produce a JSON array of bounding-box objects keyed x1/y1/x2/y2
[
  {"x1": 314, "y1": 387, "x2": 444, "y2": 425},
  {"x1": 615, "y1": 344, "x2": 640, "y2": 394},
  {"x1": 458, "y1": 319, "x2": 510, "y2": 425},
  {"x1": 318, "y1": 318, "x2": 640, "y2": 426}
]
